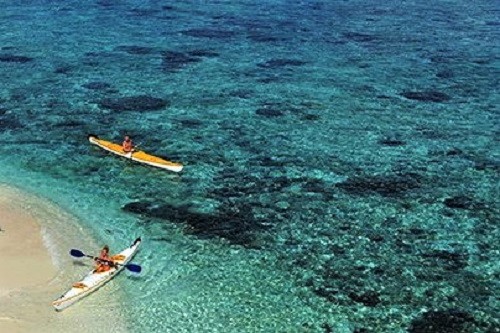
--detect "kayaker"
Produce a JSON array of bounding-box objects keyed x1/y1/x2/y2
[
  {"x1": 122, "y1": 135, "x2": 134, "y2": 154},
  {"x1": 95, "y1": 245, "x2": 113, "y2": 273}
]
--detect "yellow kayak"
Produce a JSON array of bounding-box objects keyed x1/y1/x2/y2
[{"x1": 88, "y1": 135, "x2": 183, "y2": 172}]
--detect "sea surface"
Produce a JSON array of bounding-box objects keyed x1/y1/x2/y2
[{"x1": 0, "y1": 1, "x2": 498, "y2": 332}]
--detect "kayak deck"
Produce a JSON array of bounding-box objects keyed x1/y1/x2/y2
[
  {"x1": 52, "y1": 237, "x2": 141, "y2": 311},
  {"x1": 88, "y1": 135, "x2": 183, "y2": 172}
]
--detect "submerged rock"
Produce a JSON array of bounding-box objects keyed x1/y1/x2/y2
[
  {"x1": 177, "y1": 118, "x2": 203, "y2": 128},
  {"x1": 342, "y1": 31, "x2": 378, "y2": 43},
  {"x1": 0, "y1": 116, "x2": 22, "y2": 129},
  {"x1": 336, "y1": 173, "x2": 422, "y2": 197},
  {"x1": 122, "y1": 201, "x2": 154, "y2": 215},
  {"x1": 379, "y1": 138, "x2": 406, "y2": 146},
  {"x1": 422, "y1": 250, "x2": 469, "y2": 271},
  {"x1": 400, "y1": 91, "x2": 451, "y2": 102},
  {"x1": 161, "y1": 50, "x2": 202, "y2": 72},
  {"x1": 247, "y1": 34, "x2": 285, "y2": 43},
  {"x1": 443, "y1": 196, "x2": 478, "y2": 210},
  {"x1": 348, "y1": 291, "x2": 381, "y2": 307},
  {"x1": 187, "y1": 49, "x2": 219, "y2": 58},
  {"x1": 255, "y1": 108, "x2": 285, "y2": 117},
  {"x1": 98, "y1": 95, "x2": 169, "y2": 111},
  {"x1": 408, "y1": 309, "x2": 476, "y2": 333},
  {"x1": 122, "y1": 201, "x2": 263, "y2": 248},
  {"x1": 0, "y1": 54, "x2": 34, "y2": 63},
  {"x1": 300, "y1": 114, "x2": 320, "y2": 121}
]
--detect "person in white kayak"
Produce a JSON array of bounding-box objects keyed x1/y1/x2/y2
[{"x1": 94, "y1": 245, "x2": 114, "y2": 273}]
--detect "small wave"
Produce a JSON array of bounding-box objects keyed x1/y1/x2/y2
[{"x1": 40, "y1": 225, "x2": 64, "y2": 271}]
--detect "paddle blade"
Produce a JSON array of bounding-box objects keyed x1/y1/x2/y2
[
  {"x1": 125, "y1": 263, "x2": 142, "y2": 273},
  {"x1": 70, "y1": 249, "x2": 85, "y2": 258}
]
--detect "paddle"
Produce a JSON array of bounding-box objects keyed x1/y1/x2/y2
[{"x1": 70, "y1": 249, "x2": 142, "y2": 273}]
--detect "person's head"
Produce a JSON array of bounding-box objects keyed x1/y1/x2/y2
[
  {"x1": 124, "y1": 135, "x2": 131, "y2": 142},
  {"x1": 102, "y1": 245, "x2": 109, "y2": 254}
]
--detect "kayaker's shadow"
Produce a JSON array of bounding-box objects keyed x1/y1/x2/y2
[{"x1": 72, "y1": 260, "x2": 88, "y2": 267}]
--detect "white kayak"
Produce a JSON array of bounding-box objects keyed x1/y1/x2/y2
[{"x1": 52, "y1": 237, "x2": 141, "y2": 311}]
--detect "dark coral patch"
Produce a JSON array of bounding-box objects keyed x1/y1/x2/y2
[
  {"x1": 255, "y1": 108, "x2": 285, "y2": 117},
  {"x1": 473, "y1": 158, "x2": 500, "y2": 172},
  {"x1": 445, "y1": 148, "x2": 463, "y2": 156},
  {"x1": 313, "y1": 286, "x2": 339, "y2": 303},
  {"x1": 300, "y1": 114, "x2": 320, "y2": 121},
  {"x1": 122, "y1": 201, "x2": 153, "y2": 214},
  {"x1": 187, "y1": 50, "x2": 219, "y2": 58},
  {"x1": 96, "y1": 0, "x2": 118, "y2": 8},
  {"x1": 342, "y1": 32, "x2": 378, "y2": 43},
  {"x1": 54, "y1": 65, "x2": 73, "y2": 74},
  {"x1": 161, "y1": 50, "x2": 202, "y2": 72},
  {"x1": 408, "y1": 309, "x2": 476, "y2": 333},
  {"x1": 98, "y1": 95, "x2": 169, "y2": 111},
  {"x1": 337, "y1": 173, "x2": 422, "y2": 197},
  {"x1": 228, "y1": 89, "x2": 253, "y2": 99},
  {"x1": 443, "y1": 196, "x2": 478, "y2": 210},
  {"x1": 0, "y1": 54, "x2": 34, "y2": 63},
  {"x1": 257, "y1": 76, "x2": 282, "y2": 84},
  {"x1": 257, "y1": 59, "x2": 306, "y2": 69},
  {"x1": 400, "y1": 91, "x2": 451, "y2": 102},
  {"x1": 114, "y1": 45, "x2": 156, "y2": 55},
  {"x1": 348, "y1": 291, "x2": 381, "y2": 307},
  {"x1": 181, "y1": 28, "x2": 237, "y2": 39},
  {"x1": 0, "y1": 114, "x2": 22, "y2": 129},
  {"x1": 82, "y1": 81, "x2": 112, "y2": 90},
  {"x1": 177, "y1": 118, "x2": 203, "y2": 128},
  {"x1": 247, "y1": 34, "x2": 285, "y2": 43},
  {"x1": 122, "y1": 201, "x2": 262, "y2": 247},
  {"x1": 436, "y1": 69, "x2": 454, "y2": 79},
  {"x1": 379, "y1": 138, "x2": 406, "y2": 146},
  {"x1": 422, "y1": 250, "x2": 468, "y2": 271}
]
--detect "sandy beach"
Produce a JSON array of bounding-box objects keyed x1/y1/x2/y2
[{"x1": 0, "y1": 184, "x2": 129, "y2": 333}]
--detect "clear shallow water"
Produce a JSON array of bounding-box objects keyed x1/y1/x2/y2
[{"x1": 1, "y1": 0, "x2": 499, "y2": 332}]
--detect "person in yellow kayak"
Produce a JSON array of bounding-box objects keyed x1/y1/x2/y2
[
  {"x1": 122, "y1": 135, "x2": 134, "y2": 155},
  {"x1": 94, "y1": 245, "x2": 114, "y2": 273}
]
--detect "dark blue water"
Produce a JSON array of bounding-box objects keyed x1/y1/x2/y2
[{"x1": 1, "y1": 1, "x2": 498, "y2": 331}]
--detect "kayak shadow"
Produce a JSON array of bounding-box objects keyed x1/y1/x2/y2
[{"x1": 125, "y1": 273, "x2": 144, "y2": 281}]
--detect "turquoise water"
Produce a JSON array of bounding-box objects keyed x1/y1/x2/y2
[{"x1": 1, "y1": 0, "x2": 498, "y2": 332}]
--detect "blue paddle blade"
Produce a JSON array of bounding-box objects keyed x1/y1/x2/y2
[
  {"x1": 70, "y1": 249, "x2": 85, "y2": 258},
  {"x1": 126, "y1": 263, "x2": 142, "y2": 273}
]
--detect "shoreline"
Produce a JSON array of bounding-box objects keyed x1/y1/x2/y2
[{"x1": 0, "y1": 184, "x2": 130, "y2": 333}]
